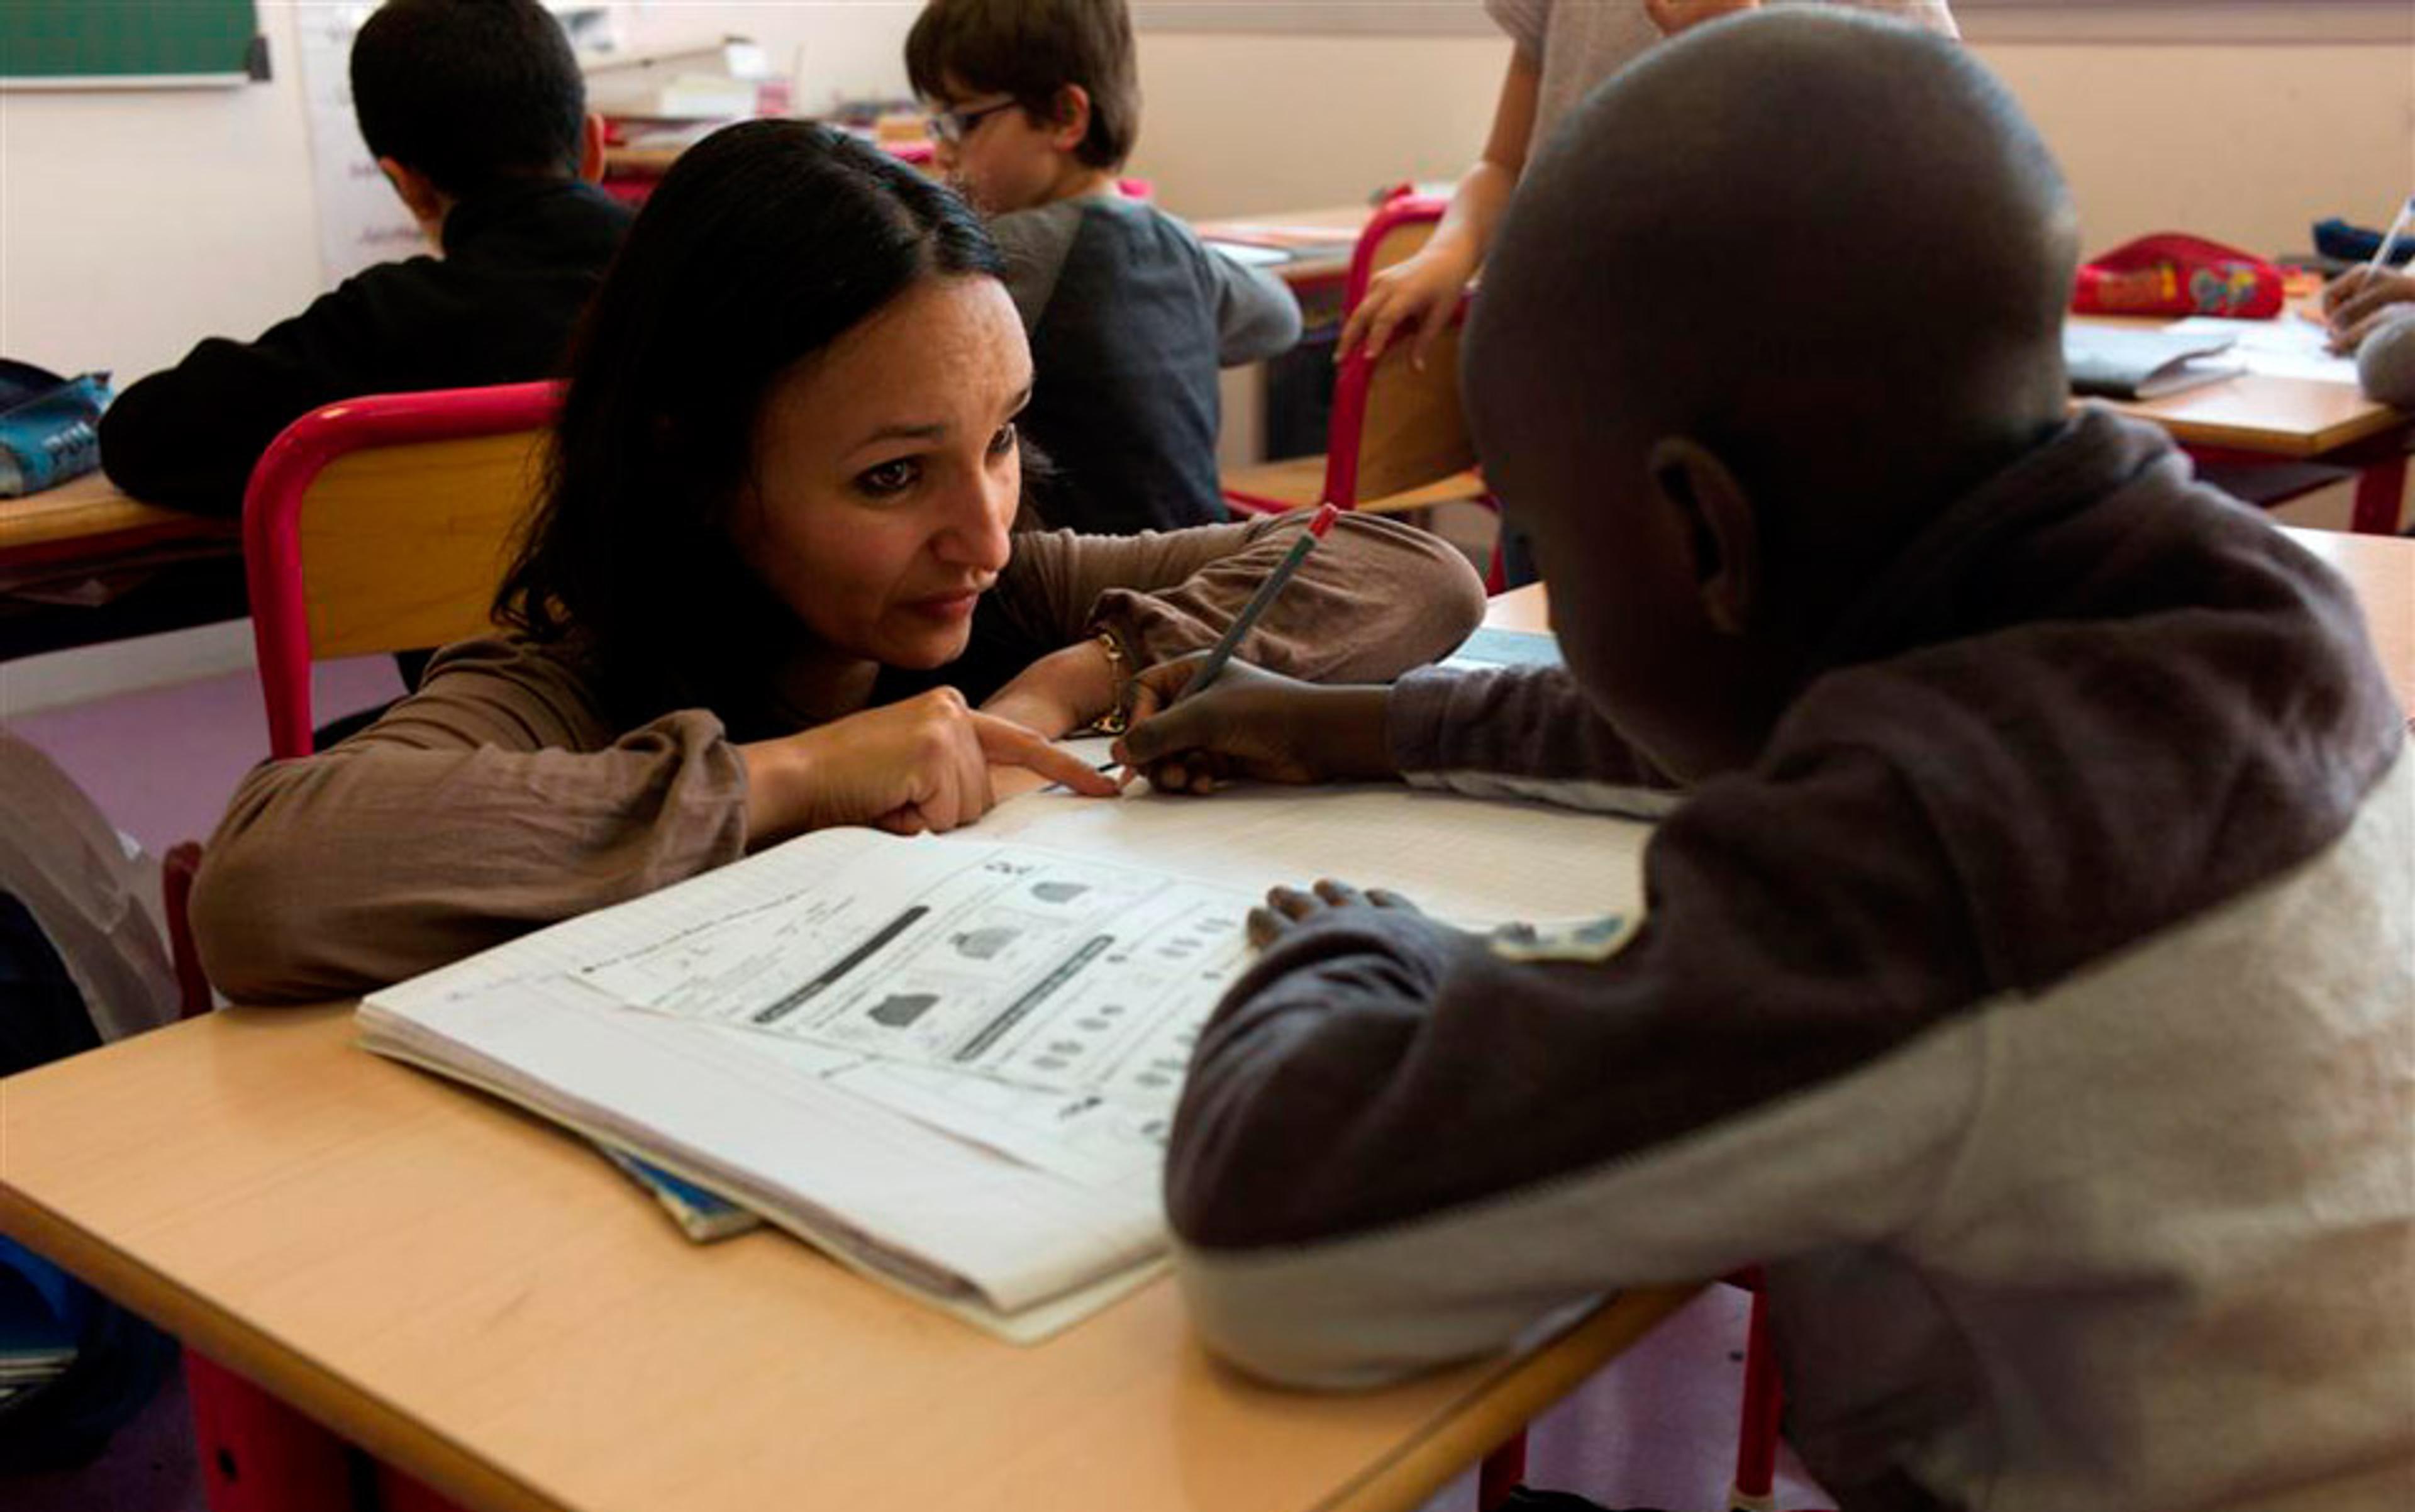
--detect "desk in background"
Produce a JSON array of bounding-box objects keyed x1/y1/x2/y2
[
  {"x1": 1197, "y1": 203, "x2": 2412, "y2": 531},
  {"x1": 0, "y1": 473, "x2": 245, "y2": 662},
  {"x1": 2070, "y1": 316, "x2": 2411, "y2": 535},
  {"x1": 0, "y1": 470, "x2": 234, "y2": 581}
]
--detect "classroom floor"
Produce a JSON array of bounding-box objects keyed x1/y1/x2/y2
[{"x1": 0, "y1": 635, "x2": 1833, "y2": 1512}]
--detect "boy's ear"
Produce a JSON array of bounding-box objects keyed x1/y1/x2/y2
[
  {"x1": 377, "y1": 157, "x2": 448, "y2": 229},
  {"x1": 1048, "y1": 84, "x2": 1093, "y2": 153},
  {"x1": 1645, "y1": 436, "x2": 1760, "y2": 636},
  {"x1": 577, "y1": 112, "x2": 607, "y2": 184}
]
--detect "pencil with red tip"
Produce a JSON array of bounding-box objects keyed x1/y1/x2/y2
[{"x1": 1175, "y1": 503, "x2": 1340, "y2": 703}]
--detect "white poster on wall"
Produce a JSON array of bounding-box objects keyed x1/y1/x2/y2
[{"x1": 293, "y1": 1, "x2": 424, "y2": 288}]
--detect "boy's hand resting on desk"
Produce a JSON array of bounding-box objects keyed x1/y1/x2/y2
[
  {"x1": 1112, "y1": 658, "x2": 1397, "y2": 793},
  {"x1": 2323, "y1": 265, "x2": 2415, "y2": 352},
  {"x1": 1248, "y1": 878, "x2": 1424, "y2": 950},
  {"x1": 740, "y1": 688, "x2": 1118, "y2": 845}
]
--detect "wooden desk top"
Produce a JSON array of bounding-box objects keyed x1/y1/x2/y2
[
  {"x1": 9, "y1": 562, "x2": 2406, "y2": 1512},
  {"x1": 2091, "y1": 370, "x2": 2406, "y2": 459},
  {"x1": 2280, "y1": 526, "x2": 2415, "y2": 713},
  {"x1": 0, "y1": 590, "x2": 1682, "y2": 1512},
  {"x1": 0, "y1": 470, "x2": 235, "y2": 572},
  {"x1": 0, "y1": 1006, "x2": 1690, "y2": 1512}
]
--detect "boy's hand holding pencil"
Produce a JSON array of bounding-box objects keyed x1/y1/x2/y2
[
  {"x1": 1113, "y1": 660, "x2": 1396, "y2": 792},
  {"x1": 1113, "y1": 503, "x2": 1398, "y2": 793}
]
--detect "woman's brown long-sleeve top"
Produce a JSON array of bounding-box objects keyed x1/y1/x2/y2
[{"x1": 192, "y1": 513, "x2": 1487, "y2": 1003}]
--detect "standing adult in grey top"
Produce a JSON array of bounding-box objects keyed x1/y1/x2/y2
[{"x1": 1344, "y1": 0, "x2": 1959, "y2": 370}]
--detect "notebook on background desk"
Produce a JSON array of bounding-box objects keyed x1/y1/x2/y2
[{"x1": 2064, "y1": 325, "x2": 2244, "y2": 399}]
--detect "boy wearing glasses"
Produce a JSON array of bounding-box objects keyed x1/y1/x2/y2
[{"x1": 906, "y1": 0, "x2": 1301, "y2": 535}]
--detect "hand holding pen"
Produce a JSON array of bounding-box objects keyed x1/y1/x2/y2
[{"x1": 2324, "y1": 192, "x2": 2415, "y2": 354}]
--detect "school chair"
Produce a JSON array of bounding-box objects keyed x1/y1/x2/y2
[
  {"x1": 243, "y1": 381, "x2": 559, "y2": 759},
  {"x1": 170, "y1": 381, "x2": 558, "y2": 1512},
  {"x1": 1219, "y1": 196, "x2": 1501, "y2": 584},
  {"x1": 1477, "y1": 1274, "x2": 1787, "y2": 1512}
]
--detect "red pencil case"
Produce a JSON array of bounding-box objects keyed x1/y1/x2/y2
[{"x1": 2070, "y1": 233, "x2": 2284, "y2": 320}]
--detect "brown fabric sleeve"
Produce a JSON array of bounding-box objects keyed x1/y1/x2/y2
[
  {"x1": 994, "y1": 512, "x2": 1489, "y2": 682},
  {"x1": 189, "y1": 636, "x2": 748, "y2": 1005}
]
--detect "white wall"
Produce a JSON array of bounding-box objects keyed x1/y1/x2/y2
[
  {"x1": 6, "y1": 5, "x2": 2407, "y2": 384},
  {"x1": 0, "y1": 4, "x2": 323, "y2": 385},
  {"x1": 0, "y1": 3, "x2": 2406, "y2": 707},
  {"x1": 1983, "y1": 42, "x2": 2415, "y2": 257}
]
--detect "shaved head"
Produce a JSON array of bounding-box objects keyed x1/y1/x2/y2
[
  {"x1": 1468, "y1": 6, "x2": 2077, "y2": 548},
  {"x1": 1463, "y1": 9, "x2": 2079, "y2": 777}
]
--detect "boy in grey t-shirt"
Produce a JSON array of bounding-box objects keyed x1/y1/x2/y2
[{"x1": 906, "y1": 0, "x2": 1299, "y2": 535}]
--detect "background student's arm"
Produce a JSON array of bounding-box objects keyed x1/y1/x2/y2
[
  {"x1": 1204, "y1": 247, "x2": 1304, "y2": 365},
  {"x1": 97, "y1": 275, "x2": 404, "y2": 516},
  {"x1": 1336, "y1": 48, "x2": 1538, "y2": 369},
  {"x1": 1165, "y1": 750, "x2": 1983, "y2": 1387},
  {"x1": 2323, "y1": 264, "x2": 2415, "y2": 355},
  {"x1": 2353, "y1": 313, "x2": 2415, "y2": 407}
]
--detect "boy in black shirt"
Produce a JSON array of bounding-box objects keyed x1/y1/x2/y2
[{"x1": 99, "y1": 0, "x2": 630, "y2": 517}]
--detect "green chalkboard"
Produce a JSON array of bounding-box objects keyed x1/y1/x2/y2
[{"x1": 0, "y1": 1, "x2": 261, "y2": 83}]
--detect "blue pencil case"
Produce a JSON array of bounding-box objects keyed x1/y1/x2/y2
[
  {"x1": 2313, "y1": 216, "x2": 2415, "y2": 269},
  {"x1": 0, "y1": 359, "x2": 112, "y2": 498}
]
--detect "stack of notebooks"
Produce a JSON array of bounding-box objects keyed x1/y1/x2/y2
[{"x1": 358, "y1": 630, "x2": 1641, "y2": 1342}]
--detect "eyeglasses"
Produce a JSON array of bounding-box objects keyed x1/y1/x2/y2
[{"x1": 926, "y1": 97, "x2": 1019, "y2": 147}]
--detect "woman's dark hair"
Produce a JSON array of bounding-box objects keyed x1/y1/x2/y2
[{"x1": 496, "y1": 121, "x2": 1004, "y2": 727}]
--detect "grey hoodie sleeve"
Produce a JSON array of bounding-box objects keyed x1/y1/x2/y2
[
  {"x1": 2356, "y1": 310, "x2": 2415, "y2": 408},
  {"x1": 1204, "y1": 245, "x2": 1303, "y2": 365}
]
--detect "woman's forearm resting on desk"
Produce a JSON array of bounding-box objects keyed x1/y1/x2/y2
[{"x1": 189, "y1": 516, "x2": 1480, "y2": 1005}]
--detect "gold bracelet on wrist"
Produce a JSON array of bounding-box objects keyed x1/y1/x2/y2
[{"x1": 1087, "y1": 629, "x2": 1132, "y2": 735}]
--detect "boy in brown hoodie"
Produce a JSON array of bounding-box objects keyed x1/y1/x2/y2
[{"x1": 1119, "y1": 13, "x2": 2412, "y2": 1511}]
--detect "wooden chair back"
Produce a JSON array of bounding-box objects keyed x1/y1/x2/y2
[
  {"x1": 242, "y1": 382, "x2": 560, "y2": 758},
  {"x1": 1327, "y1": 198, "x2": 1480, "y2": 509}
]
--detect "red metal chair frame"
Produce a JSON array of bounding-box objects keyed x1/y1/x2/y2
[
  {"x1": 176, "y1": 383, "x2": 560, "y2": 1512},
  {"x1": 242, "y1": 381, "x2": 562, "y2": 760},
  {"x1": 1226, "y1": 194, "x2": 1465, "y2": 520}
]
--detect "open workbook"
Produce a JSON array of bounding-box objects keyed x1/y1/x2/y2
[{"x1": 358, "y1": 771, "x2": 1650, "y2": 1342}]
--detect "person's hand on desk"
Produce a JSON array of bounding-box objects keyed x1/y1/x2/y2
[
  {"x1": 1112, "y1": 659, "x2": 1397, "y2": 793},
  {"x1": 1247, "y1": 877, "x2": 1424, "y2": 950},
  {"x1": 2322, "y1": 265, "x2": 2415, "y2": 353},
  {"x1": 740, "y1": 688, "x2": 1118, "y2": 843}
]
